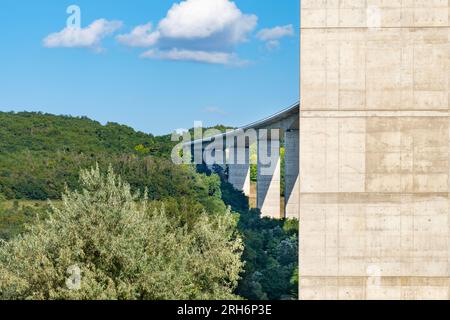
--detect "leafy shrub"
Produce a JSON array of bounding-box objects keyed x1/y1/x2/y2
[{"x1": 0, "y1": 167, "x2": 243, "y2": 300}]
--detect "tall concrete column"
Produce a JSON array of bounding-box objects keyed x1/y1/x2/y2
[
  {"x1": 202, "y1": 144, "x2": 226, "y2": 174},
  {"x1": 284, "y1": 129, "x2": 299, "y2": 219},
  {"x1": 300, "y1": 2, "x2": 450, "y2": 299},
  {"x1": 257, "y1": 131, "x2": 281, "y2": 219},
  {"x1": 228, "y1": 146, "x2": 251, "y2": 196}
]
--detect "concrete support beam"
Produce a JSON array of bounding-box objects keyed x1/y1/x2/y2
[
  {"x1": 202, "y1": 147, "x2": 226, "y2": 174},
  {"x1": 257, "y1": 132, "x2": 281, "y2": 219},
  {"x1": 284, "y1": 130, "x2": 299, "y2": 219},
  {"x1": 228, "y1": 147, "x2": 251, "y2": 196}
]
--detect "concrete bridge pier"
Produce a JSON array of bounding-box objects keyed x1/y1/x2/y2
[
  {"x1": 228, "y1": 146, "x2": 251, "y2": 197},
  {"x1": 185, "y1": 103, "x2": 299, "y2": 220},
  {"x1": 257, "y1": 130, "x2": 281, "y2": 219}
]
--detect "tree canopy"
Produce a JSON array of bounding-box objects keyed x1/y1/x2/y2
[
  {"x1": 0, "y1": 167, "x2": 243, "y2": 300},
  {"x1": 0, "y1": 111, "x2": 298, "y2": 300}
]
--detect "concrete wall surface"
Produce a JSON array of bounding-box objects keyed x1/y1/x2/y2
[{"x1": 299, "y1": 1, "x2": 450, "y2": 299}]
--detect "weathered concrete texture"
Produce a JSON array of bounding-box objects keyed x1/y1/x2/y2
[
  {"x1": 301, "y1": 0, "x2": 449, "y2": 29},
  {"x1": 257, "y1": 139, "x2": 281, "y2": 219},
  {"x1": 285, "y1": 130, "x2": 300, "y2": 219},
  {"x1": 299, "y1": 1, "x2": 450, "y2": 300},
  {"x1": 228, "y1": 147, "x2": 251, "y2": 197}
]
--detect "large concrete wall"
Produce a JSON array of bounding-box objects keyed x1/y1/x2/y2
[{"x1": 299, "y1": 1, "x2": 450, "y2": 299}]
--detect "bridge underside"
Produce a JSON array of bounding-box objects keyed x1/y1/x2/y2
[{"x1": 201, "y1": 108, "x2": 299, "y2": 219}]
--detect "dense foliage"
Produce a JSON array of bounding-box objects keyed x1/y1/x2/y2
[
  {"x1": 0, "y1": 112, "x2": 298, "y2": 300},
  {"x1": 0, "y1": 111, "x2": 171, "y2": 155},
  {"x1": 0, "y1": 197, "x2": 49, "y2": 241},
  {"x1": 0, "y1": 167, "x2": 243, "y2": 300},
  {"x1": 200, "y1": 165, "x2": 298, "y2": 300},
  {"x1": 0, "y1": 111, "x2": 176, "y2": 200},
  {"x1": 237, "y1": 214, "x2": 298, "y2": 300}
]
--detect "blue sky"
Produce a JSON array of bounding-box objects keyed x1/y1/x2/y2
[{"x1": 0, "y1": 0, "x2": 299, "y2": 135}]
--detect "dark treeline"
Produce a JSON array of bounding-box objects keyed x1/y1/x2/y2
[
  {"x1": 0, "y1": 111, "x2": 174, "y2": 199},
  {"x1": 199, "y1": 165, "x2": 298, "y2": 300}
]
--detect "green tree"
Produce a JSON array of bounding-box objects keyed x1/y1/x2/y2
[
  {"x1": 0, "y1": 166, "x2": 243, "y2": 300},
  {"x1": 0, "y1": 194, "x2": 5, "y2": 211}
]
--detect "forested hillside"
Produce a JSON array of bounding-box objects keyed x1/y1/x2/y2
[
  {"x1": 0, "y1": 111, "x2": 171, "y2": 154},
  {"x1": 0, "y1": 111, "x2": 297, "y2": 300},
  {"x1": 0, "y1": 112, "x2": 174, "y2": 199}
]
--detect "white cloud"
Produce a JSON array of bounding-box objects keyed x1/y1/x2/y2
[
  {"x1": 43, "y1": 19, "x2": 122, "y2": 51},
  {"x1": 256, "y1": 24, "x2": 294, "y2": 41},
  {"x1": 204, "y1": 106, "x2": 227, "y2": 115},
  {"x1": 141, "y1": 48, "x2": 240, "y2": 65},
  {"x1": 157, "y1": 0, "x2": 257, "y2": 46},
  {"x1": 117, "y1": 0, "x2": 257, "y2": 64},
  {"x1": 265, "y1": 40, "x2": 280, "y2": 50},
  {"x1": 116, "y1": 23, "x2": 160, "y2": 47}
]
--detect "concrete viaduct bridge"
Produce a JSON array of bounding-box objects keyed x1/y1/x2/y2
[
  {"x1": 185, "y1": 1, "x2": 450, "y2": 300},
  {"x1": 186, "y1": 102, "x2": 299, "y2": 220}
]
